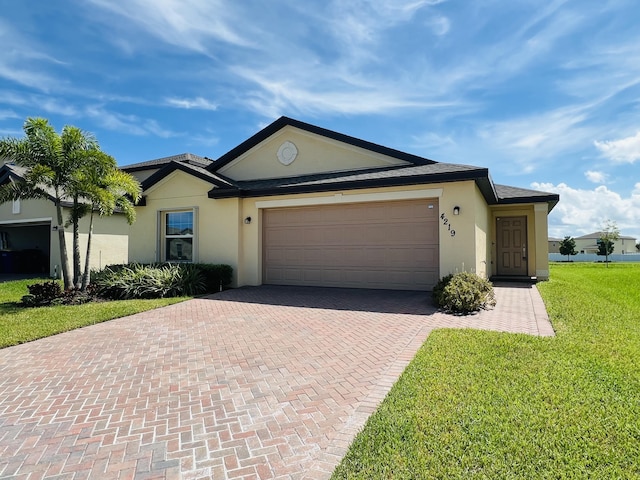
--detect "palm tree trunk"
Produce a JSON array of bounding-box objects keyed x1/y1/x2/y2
[
  {"x1": 72, "y1": 197, "x2": 82, "y2": 289},
  {"x1": 55, "y1": 202, "x2": 72, "y2": 290},
  {"x1": 81, "y1": 209, "x2": 95, "y2": 291}
]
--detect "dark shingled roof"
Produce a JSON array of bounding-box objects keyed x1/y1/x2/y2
[
  {"x1": 495, "y1": 184, "x2": 559, "y2": 209},
  {"x1": 208, "y1": 163, "x2": 498, "y2": 202},
  {"x1": 127, "y1": 117, "x2": 559, "y2": 211},
  {"x1": 140, "y1": 160, "x2": 234, "y2": 192},
  {"x1": 122, "y1": 153, "x2": 212, "y2": 172},
  {"x1": 0, "y1": 163, "x2": 103, "y2": 209}
]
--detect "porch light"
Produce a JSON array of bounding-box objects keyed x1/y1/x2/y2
[
  {"x1": 453, "y1": 206, "x2": 460, "y2": 215},
  {"x1": 244, "y1": 216, "x2": 252, "y2": 224}
]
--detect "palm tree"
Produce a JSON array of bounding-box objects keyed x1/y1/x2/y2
[
  {"x1": 75, "y1": 154, "x2": 141, "y2": 290},
  {"x1": 0, "y1": 117, "x2": 140, "y2": 290},
  {"x1": 0, "y1": 118, "x2": 91, "y2": 288}
]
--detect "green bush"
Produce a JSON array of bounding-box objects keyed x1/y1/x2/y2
[
  {"x1": 21, "y1": 281, "x2": 96, "y2": 307},
  {"x1": 91, "y1": 263, "x2": 233, "y2": 300},
  {"x1": 22, "y1": 281, "x2": 62, "y2": 306},
  {"x1": 432, "y1": 272, "x2": 496, "y2": 314}
]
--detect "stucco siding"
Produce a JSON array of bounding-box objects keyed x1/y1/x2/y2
[
  {"x1": 473, "y1": 185, "x2": 491, "y2": 278},
  {"x1": 0, "y1": 198, "x2": 130, "y2": 278},
  {"x1": 232, "y1": 181, "x2": 483, "y2": 288},
  {"x1": 218, "y1": 126, "x2": 409, "y2": 181},
  {"x1": 66, "y1": 214, "x2": 131, "y2": 272},
  {"x1": 129, "y1": 170, "x2": 241, "y2": 281}
]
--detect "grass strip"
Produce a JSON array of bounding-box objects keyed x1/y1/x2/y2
[
  {"x1": 0, "y1": 278, "x2": 189, "y2": 348},
  {"x1": 332, "y1": 263, "x2": 640, "y2": 479}
]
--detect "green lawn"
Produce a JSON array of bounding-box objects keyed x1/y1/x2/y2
[
  {"x1": 332, "y1": 263, "x2": 640, "y2": 479},
  {"x1": 0, "y1": 279, "x2": 190, "y2": 348}
]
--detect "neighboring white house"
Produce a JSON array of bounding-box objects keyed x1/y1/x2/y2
[{"x1": 574, "y1": 231, "x2": 638, "y2": 255}]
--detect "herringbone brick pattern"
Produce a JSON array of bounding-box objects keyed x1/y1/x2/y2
[{"x1": 0, "y1": 284, "x2": 552, "y2": 479}]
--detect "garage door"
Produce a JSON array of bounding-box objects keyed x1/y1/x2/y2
[{"x1": 263, "y1": 199, "x2": 439, "y2": 290}]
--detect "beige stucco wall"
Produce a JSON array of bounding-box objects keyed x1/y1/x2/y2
[
  {"x1": 130, "y1": 171, "x2": 554, "y2": 288},
  {"x1": 234, "y1": 180, "x2": 484, "y2": 287},
  {"x1": 67, "y1": 214, "x2": 130, "y2": 272},
  {"x1": 128, "y1": 170, "x2": 243, "y2": 270},
  {"x1": 473, "y1": 185, "x2": 491, "y2": 278},
  {"x1": 218, "y1": 125, "x2": 409, "y2": 181},
  {"x1": 0, "y1": 198, "x2": 131, "y2": 278},
  {"x1": 128, "y1": 168, "x2": 161, "y2": 184}
]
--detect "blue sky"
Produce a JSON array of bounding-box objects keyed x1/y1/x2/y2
[{"x1": 1, "y1": 0, "x2": 640, "y2": 240}]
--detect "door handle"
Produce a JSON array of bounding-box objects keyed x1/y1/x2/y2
[{"x1": 522, "y1": 245, "x2": 527, "y2": 260}]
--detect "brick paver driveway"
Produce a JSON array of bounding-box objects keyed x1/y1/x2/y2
[{"x1": 0, "y1": 284, "x2": 552, "y2": 479}]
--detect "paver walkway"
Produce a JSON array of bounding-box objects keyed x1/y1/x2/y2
[{"x1": 0, "y1": 284, "x2": 553, "y2": 479}]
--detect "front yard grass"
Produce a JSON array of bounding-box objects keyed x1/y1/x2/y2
[
  {"x1": 0, "y1": 279, "x2": 190, "y2": 348},
  {"x1": 332, "y1": 263, "x2": 640, "y2": 479}
]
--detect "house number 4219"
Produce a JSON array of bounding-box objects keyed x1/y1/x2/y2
[{"x1": 440, "y1": 213, "x2": 456, "y2": 237}]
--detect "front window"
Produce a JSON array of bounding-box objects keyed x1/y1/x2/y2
[{"x1": 164, "y1": 211, "x2": 194, "y2": 261}]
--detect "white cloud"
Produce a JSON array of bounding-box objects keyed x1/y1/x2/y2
[
  {"x1": 532, "y1": 181, "x2": 640, "y2": 240},
  {"x1": 476, "y1": 104, "x2": 594, "y2": 172},
  {"x1": 0, "y1": 110, "x2": 19, "y2": 121},
  {"x1": 427, "y1": 15, "x2": 450, "y2": 36},
  {"x1": 0, "y1": 19, "x2": 62, "y2": 91},
  {"x1": 86, "y1": 0, "x2": 253, "y2": 53},
  {"x1": 584, "y1": 170, "x2": 608, "y2": 184},
  {"x1": 594, "y1": 131, "x2": 640, "y2": 164},
  {"x1": 85, "y1": 106, "x2": 181, "y2": 138},
  {"x1": 165, "y1": 97, "x2": 218, "y2": 111}
]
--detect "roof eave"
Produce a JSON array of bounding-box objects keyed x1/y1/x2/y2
[
  {"x1": 141, "y1": 161, "x2": 233, "y2": 191},
  {"x1": 496, "y1": 195, "x2": 560, "y2": 212},
  {"x1": 208, "y1": 169, "x2": 495, "y2": 200}
]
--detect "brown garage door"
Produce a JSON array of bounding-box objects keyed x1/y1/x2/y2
[{"x1": 263, "y1": 199, "x2": 439, "y2": 290}]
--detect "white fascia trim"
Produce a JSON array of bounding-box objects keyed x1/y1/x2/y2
[
  {"x1": 534, "y1": 203, "x2": 548, "y2": 212},
  {"x1": 255, "y1": 188, "x2": 443, "y2": 209},
  {"x1": 0, "y1": 217, "x2": 53, "y2": 225}
]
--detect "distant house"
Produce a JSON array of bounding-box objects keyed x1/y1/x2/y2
[
  {"x1": 123, "y1": 117, "x2": 559, "y2": 290},
  {"x1": 0, "y1": 163, "x2": 131, "y2": 277},
  {"x1": 574, "y1": 232, "x2": 638, "y2": 255},
  {"x1": 548, "y1": 237, "x2": 562, "y2": 254}
]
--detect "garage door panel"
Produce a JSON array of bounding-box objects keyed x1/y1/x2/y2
[{"x1": 263, "y1": 199, "x2": 439, "y2": 290}]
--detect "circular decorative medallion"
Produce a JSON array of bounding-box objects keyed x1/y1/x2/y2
[{"x1": 277, "y1": 141, "x2": 298, "y2": 166}]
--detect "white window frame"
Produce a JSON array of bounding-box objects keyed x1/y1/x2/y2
[
  {"x1": 12, "y1": 199, "x2": 20, "y2": 214},
  {"x1": 158, "y1": 208, "x2": 198, "y2": 262}
]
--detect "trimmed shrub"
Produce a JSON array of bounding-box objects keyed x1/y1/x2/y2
[
  {"x1": 22, "y1": 281, "x2": 62, "y2": 306},
  {"x1": 91, "y1": 263, "x2": 233, "y2": 300},
  {"x1": 432, "y1": 272, "x2": 496, "y2": 314},
  {"x1": 196, "y1": 263, "x2": 233, "y2": 292},
  {"x1": 92, "y1": 264, "x2": 181, "y2": 300},
  {"x1": 21, "y1": 281, "x2": 96, "y2": 307}
]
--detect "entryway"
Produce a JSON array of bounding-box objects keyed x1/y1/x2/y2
[{"x1": 496, "y1": 216, "x2": 528, "y2": 277}]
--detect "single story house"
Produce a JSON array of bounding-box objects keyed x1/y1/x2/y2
[
  {"x1": 124, "y1": 117, "x2": 559, "y2": 291},
  {"x1": 0, "y1": 163, "x2": 131, "y2": 277},
  {"x1": 574, "y1": 232, "x2": 638, "y2": 255}
]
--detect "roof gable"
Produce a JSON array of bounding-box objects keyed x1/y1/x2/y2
[
  {"x1": 212, "y1": 117, "x2": 435, "y2": 181},
  {"x1": 127, "y1": 118, "x2": 559, "y2": 211},
  {"x1": 140, "y1": 160, "x2": 234, "y2": 192}
]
